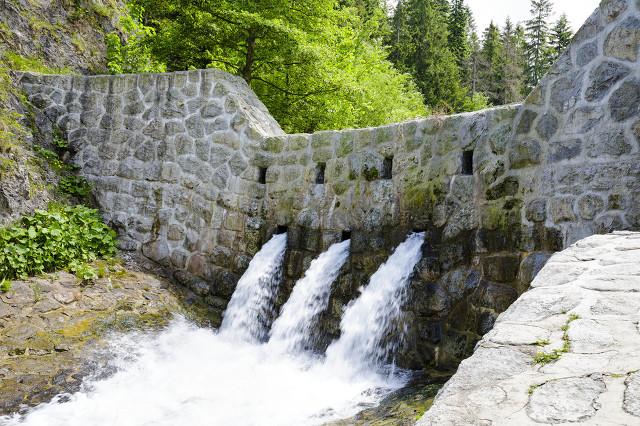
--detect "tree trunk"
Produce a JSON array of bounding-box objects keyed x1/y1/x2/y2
[{"x1": 241, "y1": 34, "x2": 256, "y2": 83}]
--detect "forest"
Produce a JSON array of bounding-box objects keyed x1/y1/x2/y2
[{"x1": 107, "y1": 0, "x2": 574, "y2": 133}]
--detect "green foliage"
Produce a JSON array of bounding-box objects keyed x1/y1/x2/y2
[
  {"x1": 362, "y1": 165, "x2": 379, "y2": 181},
  {"x1": 53, "y1": 134, "x2": 69, "y2": 149},
  {"x1": 0, "y1": 204, "x2": 117, "y2": 280},
  {"x1": 34, "y1": 138, "x2": 91, "y2": 199},
  {"x1": 59, "y1": 175, "x2": 92, "y2": 198},
  {"x1": 2, "y1": 52, "x2": 72, "y2": 74},
  {"x1": 34, "y1": 146, "x2": 65, "y2": 171},
  {"x1": 448, "y1": 0, "x2": 473, "y2": 81},
  {"x1": 127, "y1": 0, "x2": 425, "y2": 133},
  {"x1": 533, "y1": 350, "x2": 561, "y2": 364},
  {"x1": 390, "y1": 0, "x2": 473, "y2": 113},
  {"x1": 71, "y1": 261, "x2": 99, "y2": 282},
  {"x1": 460, "y1": 91, "x2": 490, "y2": 111},
  {"x1": 106, "y1": 3, "x2": 166, "y2": 74},
  {"x1": 525, "y1": 0, "x2": 554, "y2": 90},
  {"x1": 550, "y1": 14, "x2": 573, "y2": 61},
  {"x1": 0, "y1": 278, "x2": 11, "y2": 293},
  {"x1": 0, "y1": 56, "x2": 27, "y2": 179},
  {"x1": 501, "y1": 19, "x2": 527, "y2": 102},
  {"x1": 478, "y1": 22, "x2": 505, "y2": 105}
]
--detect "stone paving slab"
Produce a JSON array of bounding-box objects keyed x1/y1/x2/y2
[{"x1": 417, "y1": 232, "x2": 640, "y2": 425}]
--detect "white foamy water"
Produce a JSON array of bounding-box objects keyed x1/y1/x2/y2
[
  {"x1": 219, "y1": 233, "x2": 287, "y2": 342},
  {"x1": 269, "y1": 239, "x2": 351, "y2": 354},
  {"x1": 0, "y1": 232, "x2": 427, "y2": 426},
  {"x1": 0, "y1": 318, "x2": 406, "y2": 426},
  {"x1": 325, "y1": 232, "x2": 424, "y2": 374}
]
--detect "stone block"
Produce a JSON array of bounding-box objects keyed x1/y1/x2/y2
[
  {"x1": 481, "y1": 255, "x2": 521, "y2": 283},
  {"x1": 518, "y1": 252, "x2": 551, "y2": 289},
  {"x1": 515, "y1": 109, "x2": 538, "y2": 135},
  {"x1": 508, "y1": 139, "x2": 541, "y2": 169},
  {"x1": 587, "y1": 130, "x2": 631, "y2": 157},
  {"x1": 567, "y1": 106, "x2": 604, "y2": 134},
  {"x1": 550, "y1": 72, "x2": 585, "y2": 113},
  {"x1": 486, "y1": 176, "x2": 519, "y2": 200},
  {"x1": 609, "y1": 78, "x2": 640, "y2": 122},
  {"x1": 577, "y1": 41, "x2": 598, "y2": 66},
  {"x1": 604, "y1": 16, "x2": 640, "y2": 61},
  {"x1": 548, "y1": 138, "x2": 582, "y2": 163},
  {"x1": 535, "y1": 113, "x2": 558, "y2": 140},
  {"x1": 594, "y1": 212, "x2": 626, "y2": 233},
  {"x1": 201, "y1": 102, "x2": 223, "y2": 118},
  {"x1": 525, "y1": 199, "x2": 547, "y2": 223},
  {"x1": 549, "y1": 196, "x2": 576, "y2": 222},
  {"x1": 585, "y1": 61, "x2": 631, "y2": 102},
  {"x1": 577, "y1": 193, "x2": 605, "y2": 220},
  {"x1": 142, "y1": 239, "x2": 170, "y2": 264}
]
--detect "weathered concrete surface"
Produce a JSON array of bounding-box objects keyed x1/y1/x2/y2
[{"x1": 417, "y1": 231, "x2": 640, "y2": 425}]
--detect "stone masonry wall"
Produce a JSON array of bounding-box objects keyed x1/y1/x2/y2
[
  {"x1": 18, "y1": 69, "x2": 284, "y2": 323},
  {"x1": 16, "y1": 0, "x2": 640, "y2": 369}
]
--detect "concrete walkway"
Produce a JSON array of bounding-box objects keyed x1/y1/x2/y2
[{"x1": 418, "y1": 232, "x2": 640, "y2": 425}]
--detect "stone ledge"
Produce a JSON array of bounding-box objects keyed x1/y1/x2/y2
[{"x1": 417, "y1": 231, "x2": 640, "y2": 426}]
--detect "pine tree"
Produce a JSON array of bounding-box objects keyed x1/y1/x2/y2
[
  {"x1": 466, "y1": 29, "x2": 481, "y2": 95},
  {"x1": 550, "y1": 14, "x2": 573, "y2": 60},
  {"x1": 478, "y1": 21, "x2": 505, "y2": 105},
  {"x1": 525, "y1": 0, "x2": 553, "y2": 90},
  {"x1": 448, "y1": 0, "x2": 473, "y2": 81},
  {"x1": 502, "y1": 18, "x2": 526, "y2": 103},
  {"x1": 390, "y1": 0, "x2": 467, "y2": 112}
]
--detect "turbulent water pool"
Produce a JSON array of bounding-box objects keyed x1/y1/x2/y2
[
  {"x1": 1, "y1": 232, "x2": 426, "y2": 426},
  {"x1": 1, "y1": 318, "x2": 408, "y2": 426}
]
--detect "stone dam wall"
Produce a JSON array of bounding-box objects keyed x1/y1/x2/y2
[{"x1": 16, "y1": 0, "x2": 640, "y2": 369}]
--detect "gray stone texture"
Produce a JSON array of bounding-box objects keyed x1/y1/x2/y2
[{"x1": 418, "y1": 232, "x2": 640, "y2": 426}]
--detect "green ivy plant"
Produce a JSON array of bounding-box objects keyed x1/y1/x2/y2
[
  {"x1": 59, "y1": 175, "x2": 92, "y2": 198},
  {"x1": 0, "y1": 278, "x2": 11, "y2": 293},
  {"x1": 0, "y1": 204, "x2": 117, "y2": 280},
  {"x1": 70, "y1": 261, "x2": 99, "y2": 283},
  {"x1": 33, "y1": 140, "x2": 92, "y2": 199}
]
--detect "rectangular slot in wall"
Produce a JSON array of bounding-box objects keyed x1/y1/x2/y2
[
  {"x1": 315, "y1": 163, "x2": 326, "y2": 184},
  {"x1": 462, "y1": 150, "x2": 474, "y2": 175},
  {"x1": 258, "y1": 167, "x2": 267, "y2": 184},
  {"x1": 382, "y1": 157, "x2": 393, "y2": 179}
]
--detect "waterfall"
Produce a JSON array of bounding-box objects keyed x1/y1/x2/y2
[
  {"x1": 325, "y1": 232, "x2": 424, "y2": 373},
  {"x1": 269, "y1": 239, "x2": 350, "y2": 354},
  {"x1": 219, "y1": 233, "x2": 287, "y2": 342},
  {"x1": 1, "y1": 232, "x2": 423, "y2": 426}
]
